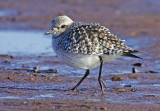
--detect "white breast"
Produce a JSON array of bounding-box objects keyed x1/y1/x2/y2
[
  {"x1": 54, "y1": 49, "x2": 121, "y2": 69},
  {"x1": 56, "y1": 50, "x2": 100, "y2": 69}
]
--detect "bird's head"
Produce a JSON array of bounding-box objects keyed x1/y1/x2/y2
[{"x1": 45, "y1": 15, "x2": 73, "y2": 37}]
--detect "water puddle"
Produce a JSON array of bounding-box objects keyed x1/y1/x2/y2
[
  {"x1": 28, "y1": 94, "x2": 54, "y2": 99},
  {"x1": 0, "y1": 30, "x2": 55, "y2": 56},
  {"x1": 153, "y1": 84, "x2": 160, "y2": 87},
  {"x1": 35, "y1": 94, "x2": 54, "y2": 98},
  {"x1": 0, "y1": 94, "x2": 54, "y2": 100},
  {"x1": 0, "y1": 96, "x2": 21, "y2": 99},
  {"x1": 125, "y1": 37, "x2": 156, "y2": 49},
  {"x1": 0, "y1": 10, "x2": 19, "y2": 16}
]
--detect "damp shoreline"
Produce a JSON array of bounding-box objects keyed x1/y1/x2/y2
[{"x1": 0, "y1": 0, "x2": 160, "y2": 110}]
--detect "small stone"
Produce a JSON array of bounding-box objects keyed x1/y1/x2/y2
[
  {"x1": 31, "y1": 73, "x2": 38, "y2": 77},
  {"x1": 10, "y1": 56, "x2": 15, "y2": 59},
  {"x1": 22, "y1": 64, "x2": 26, "y2": 68},
  {"x1": 47, "y1": 69, "x2": 59, "y2": 73},
  {"x1": 2, "y1": 67, "x2": 7, "y2": 70},
  {"x1": 4, "y1": 60, "x2": 10, "y2": 64},
  {"x1": 49, "y1": 76, "x2": 53, "y2": 79},
  {"x1": 34, "y1": 101, "x2": 42, "y2": 105},
  {"x1": 146, "y1": 70, "x2": 157, "y2": 73},
  {"x1": 33, "y1": 65, "x2": 40, "y2": 72},
  {"x1": 11, "y1": 17, "x2": 16, "y2": 22},
  {"x1": 93, "y1": 93, "x2": 97, "y2": 97},
  {"x1": 117, "y1": 88, "x2": 129, "y2": 92},
  {"x1": 6, "y1": 77, "x2": 12, "y2": 80},
  {"x1": 40, "y1": 75, "x2": 47, "y2": 77},
  {"x1": 132, "y1": 67, "x2": 141, "y2": 73},
  {"x1": 30, "y1": 78, "x2": 34, "y2": 81},
  {"x1": 144, "y1": 94, "x2": 155, "y2": 97},
  {"x1": 133, "y1": 63, "x2": 143, "y2": 67},
  {"x1": 35, "y1": 69, "x2": 59, "y2": 73},
  {"x1": 0, "y1": 54, "x2": 14, "y2": 58},
  {"x1": 130, "y1": 88, "x2": 136, "y2": 92},
  {"x1": 111, "y1": 76, "x2": 123, "y2": 81},
  {"x1": 124, "y1": 85, "x2": 131, "y2": 87},
  {"x1": 80, "y1": 105, "x2": 90, "y2": 109},
  {"x1": 52, "y1": 74, "x2": 55, "y2": 76},
  {"x1": 57, "y1": 105, "x2": 62, "y2": 109},
  {"x1": 100, "y1": 107, "x2": 108, "y2": 110},
  {"x1": 52, "y1": 106, "x2": 55, "y2": 109},
  {"x1": 23, "y1": 101, "x2": 28, "y2": 105},
  {"x1": 10, "y1": 71, "x2": 15, "y2": 74}
]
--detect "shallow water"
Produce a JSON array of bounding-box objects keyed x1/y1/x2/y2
[
  {"x1": 0, "y1": 30, "x2": 54, "y2": 56},
  {"x1": 0, "y1": 10, "x2": 19, "y2": 16},
  {"x1": 0, "y1": 96, "x2": 21, "y2": 99}
]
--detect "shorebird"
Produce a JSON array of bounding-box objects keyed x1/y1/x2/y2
[{"x1": 45, "y1": 15, "x2": 142, "y2": 94}]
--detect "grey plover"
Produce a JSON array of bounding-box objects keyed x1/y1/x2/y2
[{"x1": 45, "y1": 15, "x2": 141, "y2": 94}]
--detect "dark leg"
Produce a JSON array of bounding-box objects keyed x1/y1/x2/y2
[
  {"x1": 98, "y1": 56, "x2": 107, "y2": 94},
  {"x1": 71, "y1": 69, "x2": 90, "y2": 91}
]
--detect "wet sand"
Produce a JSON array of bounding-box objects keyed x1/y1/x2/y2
[{"x1": 0, "y1": 0, "x2": 160, "y2": 110}]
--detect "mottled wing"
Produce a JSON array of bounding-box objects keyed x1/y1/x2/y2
[{"x1": 61, "y1": 22, "x2": 134, "y2": 56}]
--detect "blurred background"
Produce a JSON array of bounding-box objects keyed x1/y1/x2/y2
[
  {"x1": 0, "y1": 0, "x2": 160, "y2": 56},
  {"x1": 0, "y1": 1, "x2": 160, "y2": 110}
]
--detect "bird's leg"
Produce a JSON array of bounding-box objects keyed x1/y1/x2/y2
[
  {"x1": 98, "y1": 56, "x2": 106, "y2": 94},
  {"x1": 100, "y1": 78, "x2": 107, "y2": 88},
  {"x1": 71, "y1": 69, "x2": 90, "y2": 91}
]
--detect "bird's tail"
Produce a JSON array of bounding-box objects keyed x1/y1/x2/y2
[{"x1": 122, "y1": 50, "x2": 143, "y2": 59}]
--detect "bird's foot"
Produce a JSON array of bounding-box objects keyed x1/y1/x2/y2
[{"x1": 70, "y1": 87, "x2": 78, "y2": 92}]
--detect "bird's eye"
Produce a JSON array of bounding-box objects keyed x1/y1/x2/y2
[{"x1": 61, "y1": 25, "x2": 66, "y2": 28}]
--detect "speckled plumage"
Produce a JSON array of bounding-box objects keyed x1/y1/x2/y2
[
  {"x1": 58, "y1": 22, "x2": 133, "y2": 55},
  {"x1": 45, "y1": 15, "x2": 141, "y2": 94}
]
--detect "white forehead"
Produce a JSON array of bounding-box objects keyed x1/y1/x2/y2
[{"x1": 51, "y1": 15, "x2": 73, "y2": 27}]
